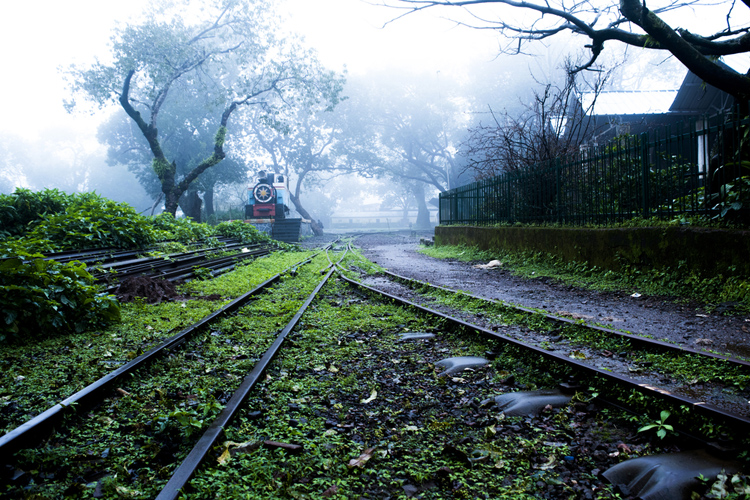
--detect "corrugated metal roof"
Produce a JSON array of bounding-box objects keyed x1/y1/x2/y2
[
  {"x1": 669, "y1": 58, "x2": 737, "y2": 114},
  {"x1": 580, "y1": 90, "x2": 678, "y2": 115}
]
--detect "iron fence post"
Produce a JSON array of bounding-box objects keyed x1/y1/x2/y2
[{"x1": 641, "y1": 132, "x2": 650, "y2": 218}]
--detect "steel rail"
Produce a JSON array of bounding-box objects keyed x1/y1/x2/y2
[
  {"x1": 45, "y1": 239, "x2": 248, "y2": 265},
  {"x1": 100, "y1": 248, "x2": 270, "y2": 293},
  {"x1": 323, "y1": 239, "x2": 349, "y2": 271},
  {"x1": 92, "y1": 243, "x2": 259, "y2": 278},
  {"x1": 339, "y1": 275, "x2": 750, "y2": 430},
  {"x1": 0, "y1": 254, "x2": 315, "y2": 457},
  {"x1": 155, "y1": 259, "x2": 343, "y2": 500},
  {"x1": 381, "y1": 269, "x2": 750, "y2": 371}
]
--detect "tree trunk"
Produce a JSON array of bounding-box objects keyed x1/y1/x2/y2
[
  {"x1": 204, "y1": 188, "x2": 215, "y2": 218},
  {"x1": 412, "y1": 184, "x2": 431, "y2": 229},
  {"x1": 179, "y1": 190, "x2": 202, "y2": 222},
  {"x1": 289, "y1": 192, "x2": 324, "y2": 236},
  {"x1": 164, "y1": 185, "x2": 181, "y2": 217}
]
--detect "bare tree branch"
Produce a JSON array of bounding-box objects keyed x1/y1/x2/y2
[{"x1": 374, "y1": 0, "x2": 750, "y2": 100}]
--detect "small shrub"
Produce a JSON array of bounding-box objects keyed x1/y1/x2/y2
[
  {"x1": 150, "y1": 213, "x2": 218, "y2": 246},
  {"x1": 0, "y1": 249, "x2": 120, "y2": 343},
  {"x1": 0, "y1": 188, "x2": 73, "y2": 238},
  {"x1": 215, "y1": 220, "x2": 287, "y2": 248},
  {"x1": 26, "y1": 197, "x2": 157, "y2": 250}
]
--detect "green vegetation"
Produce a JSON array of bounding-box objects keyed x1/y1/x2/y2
[
  {"x1": 420, "y1": 243, "x2": 750, "y2": 311},
  {"x1": 387, "y1": 268, "x2": 750, "y2": 397},
  {"x1": 0, "y1": 253, "x2": 120, "y2": 342},
  {"x1": 0, "y1": 188, "x2": 74, "y2": 238},
  {"x1": 0, "y1": 250, "x2": 317, "y2": 434},
  {"x1": 214, "y1": 219, "x2": 292, "y2": 249},
  {"x1": 26, "y1": 197, "x2": 158, "y2": 250},
  {"x1": 637, "y1": 410, "x2": 675, "y2": 440},
  {"x1": 0, "y1": 189, "x2": 298, "y2": 344},
  {"x1": 1, "y1": 244, "x2": 748, "y2": 498}
]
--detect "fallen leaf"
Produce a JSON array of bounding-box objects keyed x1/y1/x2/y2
[
  {"x1": 360, "y1": 389, "x2": 377, "y2": 404},
  {"x1": 115, "y1": 485, "x2": 141, "y2": 497},
  {"x1": 217, "y1": 440, "x2": 261, "y2": 464},
  {"x1": 348, "y1": 447, "x2": 375, "y2": 468},
  {"x1": 217, "y1": 447, "x2": 232, "y2": 465},
  {"x1": 534, "y1": 455, "x2": 556, "y2": 470},
  {"x1": 322, "y1": 485, "x2": 338, "y2": 497}
]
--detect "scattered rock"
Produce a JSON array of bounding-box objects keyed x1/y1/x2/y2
[
  {"x1": 472, "y1": 260, "x2": 503, "y2": 269},
  {"x1": 434, "y1": 356, "x2": 489, "y2": 376},
  {"x1": 398, "y1": 332, "x2": 436, "y2": 342},
  {"x1": 603, "y1": 449, "x2": 741, "y2": 500},
  {"x1": 482, "y1": 389, "x2": 572, "y2": 416}
]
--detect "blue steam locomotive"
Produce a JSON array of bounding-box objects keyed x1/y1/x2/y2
[{"x1": 245, "y1": 171, "x2": 290, "y2": 221}]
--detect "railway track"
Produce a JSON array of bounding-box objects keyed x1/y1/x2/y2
[
  {"x1": 0, "y1": 250, "x2": 320, "y2": 457},
  {"x1": 1, "y1": 241, "x2": 748, "y2": 498},
  {"x1": 41, "y1": 238, "x2": 272, "y2": 290},
  {"x1": 359, "y1": 269, "x2": 750, "y2": 424}
]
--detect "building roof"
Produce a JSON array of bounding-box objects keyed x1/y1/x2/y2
[
  {"x1": 580, "y1": 90, "x2": 679, "y2": 115},
  {"x1": 669, "y1": 58, "x2": 739, "y2": 114}
]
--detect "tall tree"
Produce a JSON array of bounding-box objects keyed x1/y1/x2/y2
[
  {"x1": 339, "y1": 74, "x2": 468, "y2": 226},
  {"x1": 97, "y1": 97, "x2": 250, "y2": 220},
  {"x1": 65, "y1": 0, "x2": 342, "y2": 216},
  {"x1": 238, "y1": 86, "x2": 347, "y2": 236},
  {"x1": 377, "y1": 0, "x2": 750, "y2": 102}
]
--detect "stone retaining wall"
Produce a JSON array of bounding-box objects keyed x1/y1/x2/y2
[{"x1": 434, "y1": 226, "x2": 750, "y2": 277}]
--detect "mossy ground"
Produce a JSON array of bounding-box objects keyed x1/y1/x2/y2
[{"x1": 2, "y1": 246, "x2": 748, "y2": 499}]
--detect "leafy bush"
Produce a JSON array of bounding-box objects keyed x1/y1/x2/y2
[
  {"x1": 0, "y1": 188, "x2": 73, "y2": 238},
  {"x1": 26, "y1": 197, "x2": 158, "y2": 250},
  {"x1": 0, "y1": 248, "x2": 120, "y2": 343},
  {"x1": 214, "y1": 220, "x2": 283, "y2": 247},
  {"x1": 150, "y1": 213, "x2": 219, "y2": 245}
]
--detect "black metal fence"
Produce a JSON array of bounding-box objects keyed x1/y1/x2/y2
[{"x1": 440, "y1": 112, "x2": 750, "y2": 226}]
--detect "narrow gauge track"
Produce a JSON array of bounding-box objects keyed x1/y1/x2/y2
[
  {"x1": 2, "y1": 241, "x2": 748, "y2": 499},
  {"x1": 154, "y1": 245, "x2": 349, "y2": 500},
  {"x1": 99, "y1": 245, "x2": 271, "y2": 293},
  {"x1": 381, "y1": 270, "x2": 750, "y2": 370},
  {"x1": 0, "y1": 250, "x2": 322, "y2": 462},
  {"x1": 146, "y1": 244, "x2": 750, "y2": 499},
  {"x1": 42, "y1": 236, "x2": 242, "y2": 265},
  {"x1": 152, "y1": 243, "x2": 749, "y2": 499},
  {"x1": 351, "y1": 269, "x2": 750, "y2": 428}
]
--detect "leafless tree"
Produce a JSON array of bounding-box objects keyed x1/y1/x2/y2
[
  {"x1": 374, "y1": 0, "x2": 750, "y2": 102},
  {"x1": 463, "y1": 62, "x2": 608, "y2": 178}
]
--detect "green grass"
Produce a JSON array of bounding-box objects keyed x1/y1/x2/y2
[{"x1": 420, "y1": 244, "x2": 750, "y2": 312}]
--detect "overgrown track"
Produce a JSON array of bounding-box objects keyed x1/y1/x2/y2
[
  {"x1": 354, "y1": 270, "x2": 750, "y2": 427},
  {"x1": 41, "y1": 239, "x2": 272, "y2": 290},
  {"x1": 382, "y1": 270, "x2": 750, "y2": 370},
  {"x1": 155, "y1": 246, "x2": 348, "y2": 500},
  {"x1": 100, "y1": 245, "x2": 271, "y2": 292},
  {"x1": 42, "y1": 237, "x2": 244, "y2": 266},
  {"x1": 0, "y1": 252, "x2": 317, "y2": 458},
  {"x1": 2, "y1": 243, "x2": 748, "y2": 498}
]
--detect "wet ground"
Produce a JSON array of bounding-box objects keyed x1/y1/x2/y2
[{"x1": 304, "y1": 230, "x2": 750, "y2": 361}]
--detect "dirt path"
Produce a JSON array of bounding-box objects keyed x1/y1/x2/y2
[{"x1": 350, "y1": 232, "x2": 750, "y2": 361}]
